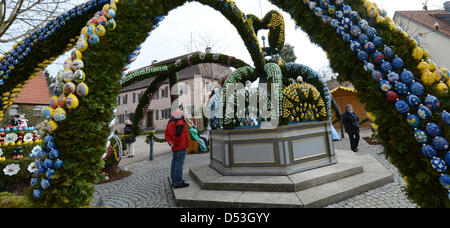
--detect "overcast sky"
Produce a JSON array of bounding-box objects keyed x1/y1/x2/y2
[{"x1": 3, "y1": 0, "x2": 448, "y2": 78}]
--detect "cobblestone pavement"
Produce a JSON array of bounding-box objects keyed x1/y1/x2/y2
[{"x1": 94, "y1": 130, "x2": 419, "y2": 208}]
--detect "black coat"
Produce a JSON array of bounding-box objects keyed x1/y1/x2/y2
[
  {"x1": 342, "y1": 111, "x2": 360, "y2": 134},
  {"x1": 123, "y1": 124, "x2": 136, "y2": 144}
]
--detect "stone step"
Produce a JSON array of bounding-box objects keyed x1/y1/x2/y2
[
  {"x1": 172, "y1": 150, "x2": 394, "y2": 208},
  {"x1": 189, "y1": 150, "x2": 363, "y2": 192}
]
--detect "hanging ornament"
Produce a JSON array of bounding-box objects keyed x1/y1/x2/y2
[
  {"x1": 422, "y1": 144, "x2": 438, "y2": 159},
  {"x1": 400, "y1": 70, "x2": 415, "y2": 85},
  {"x1": 380, "y1": 61, "x2": 392, "y2": 73},
  {"x1": 424, "y1": 95, "x2": 440, "y2": 111},
  {"x1": 73, "y1": 70, "x2": 85, "y2": 83},
  {"x1": 107, "y1": 18, "x2": 116, "y2": 30},
  {"x1": 414, "y1": 129, "x2": 428, "y2": 144},
  {"x1": 49, "y1": 96, "x2": 58, "y2": 109},
  {"x1": 364, "y1": 41, "x2": 376, "y2": 53},
  {"x1": 406, "y1": 94, "x2": 421, "y2": 108},
  {"x1": 385, "y1": 90, "x2": 398, "y2": 102},
  {"x1": 395, "y1": 82, "x2": 408, "y2": 94},
  {"x1": 66, "y1": 94, "x2": 79, "y2": 109},
  {"x1": 426, "y1": 122, "x2": 442, "y2": 137},
  {"x1": 372, "y1": 51, "x2": 385, "y2": 64},
  {"x1": 379, "y1": 80, "x2": 392, "y2": 92},
  {"x1": 392, "y1": 56, "x2": 404, "y2": 70},
  {"x1": 395, "y1": 99, "x2": 409, "y2": 114},
  {"x1": 406, "y1": 114, "x2": 421, "y2": 128},
  {"x1": 371, "y1": 70, "x2": 384, "y2": 82},
  {"x1": 431, "y1": 157, "x2": 447, "y2": 173},
  {"x1": 410, "y1": 82, "x2": 425, "y2": 96},
  {"x1": 383, "y1": 46, "x2": 394, "y2": 59},
  {"x1": 76, "y1": 83, "x2": 89, "y2": 97},
  {"x1": 387, "y1": 72, "x2": 399, "y2": 83},
  {"x1": 441, "y1": 111, "x2": 450, "y2": 126},
  {"x1": 42, "y1": 107, "x2": 54, "y2": 119},
  {"x1": 417, "y1": 105, "x2": 432, "y2": 120},
  {"x1": 421, "y1": 70, "x2": 436, "y2": 86},
  {"x1": 88, "y1": 34, "x2": 100, "y2": 45},
  {"x1": 47, "y1": 120, "x2": 58, "y2": 133},
  {"x1": 432, "y1": 136, "x2": 449, "y2": 151},
  {"x1": 412, "y1": 47, "x2": 423, "y2": 60}
]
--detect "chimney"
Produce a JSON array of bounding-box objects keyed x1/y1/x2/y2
[{"x1": 445, "y1": 1, "x2": 450, "y2": 12}]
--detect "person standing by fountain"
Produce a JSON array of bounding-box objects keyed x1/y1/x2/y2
[
  {"x1": 342, "y1": 104, "x2": 360, "y2": 152},
  {"x1": 123, "y1": 120, "x2": 136, "y2": 158},
  {"x1": 165, "y1": 106, "x2": 190, "y2": 189}
]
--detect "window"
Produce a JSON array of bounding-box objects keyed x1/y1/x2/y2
[
  {"x1": 138, "y1": 91, "x2": 143, "y2": 101},
  {"x1": 129, "y1": 113, "x2": 135, "y2": 121},
  {"x1": 155, "y1": 110, "x2": 159, "y2": 120},
  {"x1": 122, "y1": 94, "x2": 128, "y2": 104},
  {"x1": 9, "y1": 105, "x2": 18, "y2": 116},
  {"x1": 117, "y1": 96, "x2": 121, "y2": 105},
  {"x1": 34, "y1": 106, "x2": 43, "y2": 116},
  {"x1": 133, "y1": 93, "x2": 136, "y2": 103},
  {"x1": 118, "y1": 114, "x2": 125, "y2": 124}
]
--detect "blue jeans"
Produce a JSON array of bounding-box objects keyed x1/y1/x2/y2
[{"x1": 170, "y1": 148, "x2": 187, "y2": 187}]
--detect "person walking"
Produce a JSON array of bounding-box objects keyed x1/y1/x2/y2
[
  {"x1": 342, "y1": 104, "x2": 360, "y2": 152},
  {"x1": 165, "y1": 106, "x2": 190, "y2": 189},
  {"x1": 123, "y1": 120, "x2": 136, "y2": 158}
]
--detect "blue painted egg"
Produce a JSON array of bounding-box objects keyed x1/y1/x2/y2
[
  {"x1": 426, "y1": 122, "x2": 441, "y2": 137},
  {"x1": 358, "y1": 50, "x2": 369, "y2": 61},
  {"x1": 358, "y1": 33, "x2": 369, "y2": 44},
  {"x1": 424, "y1": 95, "x2": 440, "y2": 111},
  {"x1": 407, "y1": 94, "x2": 421, "y2": 107},
  {"x1": 400, "y1": 70, "x2": 415, "y2": 85},
  {"x1": 441, "y1": 111, "x2": 450, "y2": 126},
  {"x1": 32, "y1": 189, "x2": 42, "y2": 199},
  {"x1": 335, "y1": 0, "x2": 344, "y2": 8},
  {"x1": 380, "y1": 61, "x2": 392, "y2": 73},
  {"x1": 107, "y1": 8, "x2": 116, "y2": 19},
  {"x1": 49, "y1": 149, "x2": 60, "y2": 159},
  {"x1": 439, "y1": 174, "x2": 450, "y2": 190},
  {"x1": 314, "y1": 7, "x2": 324, "y2": 17},
  {"x1": 445, "y1": 152, "x2": 450, "y2": 167},
  {"x1": 386, "y1": 90, "x2": 398, "y2": 102},
  {"x1": 364, "y1": 42, "x2": 376, "y2": 53},
  {"x1": 432, "y1": 136, "x2": 449, "y2": 151},
  {"x1": 46, "y1": 169, "x2": 54, "y2": 179},
  {"x1": 373, "y1": 36, "x2": 384, "y2": 48},
  {"x1": 395, "y1": 82, "x2": 408, "y2": 94},
  {"x1": 349, "y1": 11, "x2": 360, "y2": 21},
  {"x1": 342, "y1": 33, "x2": 352, "y2": 42},
  {"x1": 431, "y1": 157, "x2": 447, "y2": 173},
  {"x1": 40, "y1": 178, "x2": 51, "y2": 189},
  {"x1": 350, "y1": 40, "x2": 361, "y2": 52},
  {"x1": 395, "y1": 99, "x2": 410, "y2": 114},
  {"x1": 392, "y1": 57, "x2": 404, "y2": 70},
  {"x1": 330, "y1": 19, "x2": 340, "y2": 28},
  {"x1": 30, "y1": 177, "x2": 38, "y2": 187},
  {"x1": 418, "y1": 105, "x2": 432, "y2": 120},
  {"x1": 372, "y1": 52, "x2": 385, "y2": 64},
  {"x1": 341, "y1": 17, "x2": 352, "y2": 29},
  {"x1": 414, "y1": 129, "x2": 428, "y2": 144},
  {"x1": 387, "y1": 72, "x2": 399, "y2": 83},
  {"x1": 319, "y1": 0, "x2": 329, "y2": 9},
  {"x1": 328, "y1": 5, "x2": 337, "y2": 15},
  {"x1": 38, "y1": 167, "x2": 46, "y2": 174},
  {"x1": 47, "y1": 141, "x2": 56, "y2": 150},
  {"x1": 88, "y1": 34, "x2": 100, "y2": 45},
  {"x1": 410, "y1": 82, "x2": 425, "y2": 96},
  {"x1": 54, "y1": 159, "x2": 63, "y2": 170},
  {"x1": 364, "y1": 61, "x2": 375, "y2": 73},
  {"x1": 343, "y1": 5, "x2": 352, "y2": 15},
  {"x1": 366, "y1": 27, "x2": 377, "y2": 40},
  {"x1": 336, "y1": 11, "x2": 344, "y2": 21},
  {"x1": 337, "y1": 26, "x2": 346, "y2": 36},
  {"x1": 422, "y1": 144, "x2": 438, "y2": 159},
  {"x1": 44, "y1": 135, "x2": 54, "y2": 144},
  {"x1": 44, "y1": 159, "x2": 54, "y2": 169},
  {"x1": 379, "y1": 80, "x2": 392, "y2": 92},
  {"x1": 372, "y1": 70, "x2": 384, "y2": 82},
  {"x1": 350, "y1": 25, "x2": 361, "y2": 37}
]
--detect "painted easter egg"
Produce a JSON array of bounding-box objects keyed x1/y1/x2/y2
[
  {"x1": 417, "y1": 105, "x2": 432, "y2": 120},
  {"x1": 432, "y1": 136, "x2": 449, "y2": 151},
  {"x1": 40, "y1": 178, "x2": 51, "y2": 189},
  {"x1": 57, "y1": 95, "x2": 66, "y2": 107},
  {"x1": 384, "y1": 46, "x2": 394, "y2": 59},
  {"x1": 395, "y1": 82, "x2": 408, "y2": 94},
  {"x1": 73, "y1": 70, "x2": 85, "y2": 83},
  {"x1": 49, "y1": 96, "x2": 58, "y2": 109},
  {"x1": 372, "y1": 70, "x2": 384, "y2": 82},
  {"x1": 54, "y1": 159, "x2": 63, "y2": 170},
  {"x1": 76, "y1": 82, "x2": 89, "y2": 97},
  {"x1": 71, "y1": 49, "x2": 82, "y2": 61},
  {"x1": 372, "y1": 51, "x2": 385, "y2": 64},
  {"x1": 392, "y1": 57, "x2": 404, "y2": 70},
  {"x1": 400, "y1": 70, "x2": 415, "y2": 85},
  {"x1": 424, "y1": 95, "x2": 440, "y2": 111},
  {"x1": 414, "y1": 129, "x2": 428, "y2": 144},
  {"x1": 387, "y1": 72, "x2": 399, "y2": 83},
  {"x1": 410, "y1": 82, "x2": 425, "y2": 96},
  {"x1": 63, "y1": 59, "x2": 72, "y2": 70},
  {"x1": 440, "y1": 111, "x2": 450, "y2": 126},
  {"x1": 96, "y1": 25, "x2": 106, "y2": 37},
  {"x1": 439, "y1": 174, "x2": 450, "y2": 190},
  {"x1": 407, "y1": 94, "x2": 421, "y2": 108},
  {"x1": 53, "y1": 107, "x2": 67, "y2": 122},
  {"x1": 379, "y1": 80, "x2": 392, "y2": 92},
  {"x1": 426, "y1": 122, "x2": 441, "y2": 137},
  {"x1": 422, "y1": 144, "x2": 438, "y2": 159},
  {"x1": 72, "y1": 59, "x2": 84, "y2": 71},
  {"x1": 66, "y1": 94, "x2": 79, "y2": 109},
  {"x1": 386, "y1": 90, "x2": 398, "y2": 102},
  {"x1": 406, "y1": 114, "x2": 421, "y2": 128},
  {"x1": 63, "y1": 82, "x2": 76, "y2": 95},
  {"x1": 395, "y1": 99, "x2": 409, "y2": 114},
  {"x1": 42, "y1": 107, "x2": 54, "y2": 119},
  {"x1": 380, "y1": 61, "x2": 392, "y2": 73},
  {"x1": 63, "y1": 69, "x2": 73, "y2": 82},
  {"x1": 431, "y1": 157, "x2": 447, "y2": 173},
  {"x1": 364, "y1": 41, "x2": 376, "y2": 53},
  {"x1": 107, "y1": 18, "x2": 116, "y2": 30},
  {"x1": 88, "y1": 34, "x2": 100, "y2": 45}
]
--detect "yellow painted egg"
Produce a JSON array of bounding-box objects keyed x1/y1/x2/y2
[
  {"x1": 436, "y1": 82, "x2": 448, "y2": 95},
  {"x1": 47, "y1": 120, "x2": 58, "y2": 133},
  {"x1": 76, "y1": 39, "x2": 88, "y2": 52},
  {"x1": 81, "y1": 26, "x2": 88, "y2": 36},
  {"x1": 42, "y1": 106, "x2": 54, "y2": 119},
  {"x1": 71, "y1": 49, "x2": 83, "y2": 60},
  {"x1": 53, "y1": 107, "x2": 67, "y2": 122},
  {"x1": 427, "y1": 59, "x2": 437, "y2": 71},
  {"x1": 49, "y1": 96, "x2": 59, "y2": 109},
  {"x1": 423, "y1": 49, "x2": 429, "y2": 58},
  {"x1": 417, "y1": 61, "x2": 430, "y2": 72},
  {"x1": 63, "y1": 59, "x2": 73, "y2": 70},
  {"x1": 412, "y1": 47, "x2": 423, "y2": 60},
  {"x1": 421, "y1": 70, "x2": 436, "y2": 86},
  {"x1": 66, "y1": 94, "x2": 79, "y2": 109},
  {"x1": 96, "y1": 25, "x2": 106, "y2": 37}
]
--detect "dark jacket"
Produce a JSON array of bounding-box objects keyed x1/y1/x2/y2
[
  {"x1": 123, "y1": 124, "x2": 136, "y2": 144},
  {"x1": 165, "y1": 116, "x2": 189, "y2": 152},
  {"x1": 342, "y1": 111, "x2": 360, "y2": 134}
]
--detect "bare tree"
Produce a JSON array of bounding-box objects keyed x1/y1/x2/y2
[{"x1": 0, "y1": 0, "x2": 73, "y2": 54}]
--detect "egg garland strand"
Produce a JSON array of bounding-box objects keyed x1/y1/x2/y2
[{"x1": 302, "y1": 0, "x2": 450, "y2": 199}]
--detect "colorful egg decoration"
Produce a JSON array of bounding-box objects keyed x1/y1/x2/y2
[
  {"x1": 76, "y1": 83, "x2": 89, "y2": 97},
  {"x1": 343, "y1": 4, "x2": 352, "y2": 14},
  {"x1": 422, "y1": 144, "x2": 438, "y2": 159},
  {"x1": 439, "y1": 174, "x2": 450, "y2": 190},
  {"x1": 71, "y1": 49, "x2": 83, "y2": 60},
  {"x1": 366, "y1": 27, "x2": 377, "y2": 40},
  {"x1": 372, "y1": 70, "x2": 384, "y2": 82},
  {"x1": 395, "y1": 99, "x2": 409, "y2": 114},
  {"x1": 426, "y1": 122, "x2": 441, "y2": 137},
  {"x1": 379, "y1": 80, "x2": 392, "y2": 91},
  {"x1": 57, "y1": 95, "x2": 66, "y2": 107},
  {"x1": 407, "y1": 94, "x2": 421, "y2": 107},
  {"x1": 417, "y1": 61, "x2": 430, "y2": 72},
  {"x1": 97, "y1": 16, "x2": 107, "y2": 26},
  {"x1": 384, "y1": 46, "x2": 394, "y2": 59},
  {"x1": 431, "y1": 157, "x2": 447, "y2": 173},
  {"x1": 421, "y1": 70, "x2": 436, "y2": 86},
  {"x1": 441, "y1": 111, "x2": 450, "y2": 126},
  {"x1": 30, "y1": 177, "x2": 38, "y2": 187},
  {"x1": 412, "y1": 47, "x2": 424, "y2": 60},
  {"x1": 358, "y1": 33, "x2": 369, "y2": 44},
  {"x1": 49, "y1": 149, "x2": 59, "y2": 159},
  {"x1": 53, "y1": 107, "x2": 67, "y2": 122},
  {"x1": 445, "y1": 152, "x2": 450, "y2": 168},
  {"x1": 392, "y1": 57, "x2": 404, "y2": 70},
  {"x1": 88, "y1": 34, "x2": 100, "y2": 45},
  {"x1": 342, "y1": 17, "x2": 352, "y2": 29},
  {"x1": 107, "y1": 8, "x2": 116, "y2": 19},
  {"x1": 49, "y1": 96, "x2": 58, "y2": 109},
  {"x1": 45, "y1": 169, "x2": 54, "y2": 179},
  {"x1": 424, "y1": 95, "x2": 440, "y2": 111},
  {"x1": 73, "y1": 70, "x2": 85, "y2": 84},
  {"x1": 400, "y1": 70, "x2": 415, "y2": 85},
  {"x1": 54, "y1": 159, "x2": 63, "y2": 170},
  {"x1": 72, "y1": 59, "x2": 84, "y2": 71},
  {"x1": 44, "y1": 158, "x2": 53, "y2": 169},
  {"x1": 380, "y1": 61, "x2": 392, "y2": 73},
  {"x1": 342, "y1": 33, "x2": 351, "y2": 42},
  {"x1": 358, "y1": 19, "x2": 369, "y2": 31},
  {"x1": 395, "y1": 82, "x2": 408, "y2": 94},
  {"x1": 63, "y1": 82, "x2": 76, "y2": 95},
  {"x1": 373, "y1": 36, "x2": 384, "y2": 48},
  {"x1": 350, "y1": 41, "x2": 361, "y2": 52},
  {"x1": 414, "y1": 129, "x2": 428, "y2": 144},
  {"x1": 107, "y1": 18, "x2": 116, "y2": 30},
  {"x1": 40, "y1": 178, "x2": 51, "y2": 190},
  {"x1": 87, "y1": 24, "x2": 96, "y2": 36},
  {"x1": 432, "y1": 136, "x2": 449, "y2": 151},
  {"x1": 75, "y1": 39, "x2": 88, "y2": 52},
  {"x1": 372, "y1": 51, "x2": 385, "y2": 64},
  {"x1": 364, "y1": 61, "x2": 375, "y2": 73},
  {"x1": 66, "y1": 94, "x2": 79, "y2": 109},
  {"x1": 386, "y1": 90, "x2": 398, "y2": 102},
  {"x1": 32, "y1": 189, "x2": 42, "y2": 199},
  {"x1": 364, "y1": 42, "x2": 376, "y2": 53},
  {"x1": 387, "y1": 72, "x2": 399, "y2": 83},
  {"x1": 96, "y1": 25, "x2": 106, "y2": 37},
  {"x1": 63, "y1": 59, "x2": 72, "y2": 70},
  {"x1": 406, "y1": 114, "x2": 421, "y2": 128},
  {"x1": 418, "y1": 105, "x2": 432, "y2": 120},
  {"x1": 42, "y1": 107, "x2": 54, "y2": 119},
  {"x1": 337, "y1": 26, "x2": 346, "y2": 36},
  {"x1": 350, "y1": 25, "x2": 361, "y2": 37},
  {"x1": 410, "y1": 82, "x2": 425, "y2": 96},
  {"x1": 63, "y1": 69, "x2": 73, "y2": 82}
]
